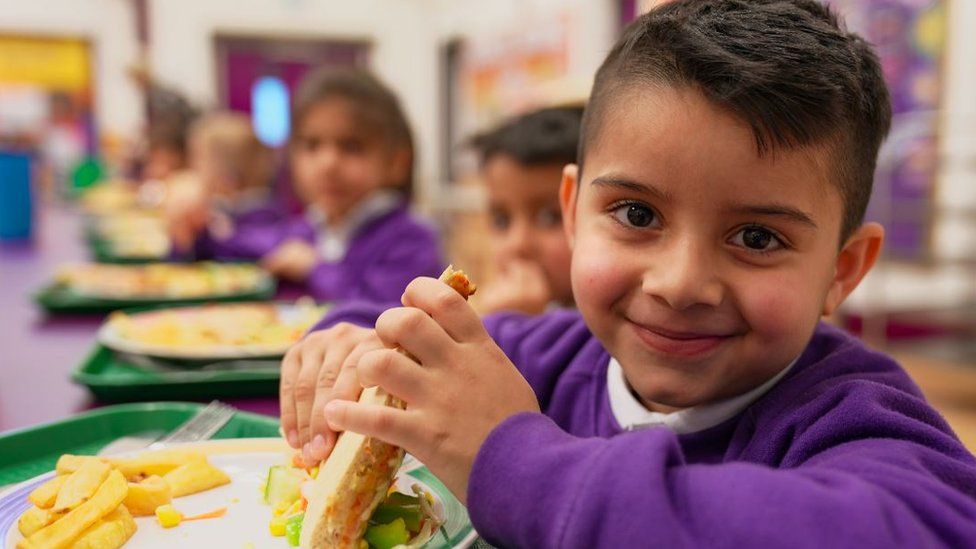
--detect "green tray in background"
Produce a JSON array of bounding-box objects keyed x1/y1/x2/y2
[
  {"x1": 72, "y1": 344, "x2": 281, "y2": 402},
  {"x1": 33, "y1": 276, "x2": 277, "y2": 313},
  {"x1": 0, "y1": 402, "x2": 279, "y2": 486},
  {"x1": 89, "y1": 237, "x2": 167, "y2": 264}
]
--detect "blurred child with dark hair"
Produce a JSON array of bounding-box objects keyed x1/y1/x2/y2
[
  {"x1": 260, "y1": 68, "x2": 443, "y2": 303},
  {"x1": 469, "y1": 106, "x2": 582, "y2": 314}
]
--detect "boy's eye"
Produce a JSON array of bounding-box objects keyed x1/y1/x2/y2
[
  {"x1": 338, "y1": 138, "x2": 364, "y2": 154},
  {"x1": 489, "y1": 209, "x2": 511, "y2": 231},
  {"x1": 536, "y1": 208, "x2": 561, "y2": 229},
  {"x1": 300, "y1": 137, "x2": 320, "y2": 152},
  {"x1": 611, "y1": 202, "x2": 658, "y2": 229},
  {"x1": 732, "y1": 226, "x2": 784, "y2": 252}
]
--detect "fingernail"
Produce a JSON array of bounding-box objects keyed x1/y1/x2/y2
[
  {"x1": 309, "y1": 435, "x2": 326, "y2": 460},
  {"x1": 302, "y1": 444, "x2": 312, "y2": 466},
  {"x1": 286, "y1": 430, "x2": 299, "y2": 448}
]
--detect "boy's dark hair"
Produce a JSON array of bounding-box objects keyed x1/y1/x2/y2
[
  {"x1": 470, "y1": 106, "x2": 584, "y2": 168},
  {"x1": 292, "y1": 67, "x2": 415, "y2": 196},
  {"x1": 580, "y1": 0, "x2": 892, "y2": 242}
]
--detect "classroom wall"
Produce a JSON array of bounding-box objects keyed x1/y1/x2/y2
[{"x1": 0, "y1": 0, "x2": 142, "y2": 140}]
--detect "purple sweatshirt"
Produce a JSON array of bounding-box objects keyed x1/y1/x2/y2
[
  {"x1": 188, "y1": 203, "x2": 286, "y2": 261},
  {"x1": 312, "y1": 304, "x2": 976, "y2": 547},
  {"x1": 277, "y1": 203, "x2": 444, "y2": 304}
]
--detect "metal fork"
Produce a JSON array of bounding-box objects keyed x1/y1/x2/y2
[
  {"x1": 153, "y1": 400, "x2": 237, "y2": 446},
  {"x1": 98, "y1": 401, "x2": 237, "y2": 456}
]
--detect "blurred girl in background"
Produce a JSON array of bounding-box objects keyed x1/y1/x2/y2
[{"x1": 261, "y1": 68, "x2": 443, "y2": 303}]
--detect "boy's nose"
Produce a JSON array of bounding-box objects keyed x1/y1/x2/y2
[
  {"x1": 642, "y1": 239, "x2": 723, "y2": 311},
  {"x1": 502, "y1": 219, "x2": 536, "y2": 260},
  {"x1": 315, "y1": 145, "x2": 342, "y2": 173}
]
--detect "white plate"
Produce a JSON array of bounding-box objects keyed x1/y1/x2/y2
[
  {"x1": 97, "y1": 303, "x2": 325, "y2": 360},
  {"x1": 0, "y1": 438, "x2": 476, "y2": 548}
]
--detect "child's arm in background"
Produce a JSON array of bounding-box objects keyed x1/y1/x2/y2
[
  {"x1": 261, "y1": 238, "x2": 319, "y2": 281},
  {"x1": 303, "y1": 231, "x2": 443, "y2": 303},
  {"x1": 262, "y1": 224, "x2": 443, "y2": 304},
  {"x1": 322, "y1": 278, "x2": 976, "y2": 548}
]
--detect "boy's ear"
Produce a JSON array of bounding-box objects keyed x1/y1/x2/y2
[
  {"x1": 822, "y1": 222, "x2": 884, "y2": 316},
  {"x1": 559, "y1": 164, "x2": 579, "y2": 249}
]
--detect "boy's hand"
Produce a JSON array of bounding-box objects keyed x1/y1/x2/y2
[
  {"x1": 324, "y1": 277, "x2": 541, "y2": 503},
  {"x1": 476, "y1": 259, "x2": 552, "y2": 315},
  {"x1": 279, "y1": 323, "x2": 383, "y2": 464},
  {"x1": 262, "y1": 239, "x2": 319, "y2": 281}
]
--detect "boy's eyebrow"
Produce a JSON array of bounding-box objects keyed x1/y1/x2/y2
[
  {"x1": 728, "y1": 203, "x2": 818, "y2": 228},
  {"x1": 590, "y1": 175, "x2": 673, "y2": 202}
]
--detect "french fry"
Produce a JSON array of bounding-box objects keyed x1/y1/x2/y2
[
  {"x1": 18, "y1": 470, "x2": 128, "y2": 549},
  {"x1": 53, "y1": 460, "x2": 112, "y2": 513},
  {"x1": 17, "y1": 506, "x2": 61, "y2": 538},
  {"x1": 109, "y1": 449, "x2": 208, "y2": 479},
  {"x1": 55, "y1": 456, "x2": 106, "y2": 477},
  {"x1": 28, "y1": 475, "x2": 67, "y2": 509},
  {"x1": 69, "y1": 506, "x2": 137, "y2": 549},
  {"x1": 122, "y1": 475, "x2": 172, "y2": 516},
  {"x1": 57, "y1": 450, "x2": 206, "y2": 480},
  {"x1": 162, "y1": 460, "x2": 230, "y2": 497}
]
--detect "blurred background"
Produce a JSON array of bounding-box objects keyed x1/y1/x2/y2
[{"x1": 0, "y1": 0, "x2": 973, "y2": 447}]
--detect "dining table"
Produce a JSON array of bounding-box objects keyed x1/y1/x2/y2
[{"x1": 0, "y1": 202, "x2": 281, "y2": 433}]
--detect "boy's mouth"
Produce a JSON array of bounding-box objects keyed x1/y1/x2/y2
[{"x1": 627, "y1": 320, "x2": 734, "y2": 358}]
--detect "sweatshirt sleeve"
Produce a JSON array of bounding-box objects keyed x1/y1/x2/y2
[
  {"x1": 303, "y1": 228, "x2": 443, "y2": 304},
  {"x1": 467, "y1": 395, "x2": 976, "y2": 548}
]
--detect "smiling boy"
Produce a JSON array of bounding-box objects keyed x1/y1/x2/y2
[{"x1": 281, "y1": 1, "x2": 976, "y2": 546}]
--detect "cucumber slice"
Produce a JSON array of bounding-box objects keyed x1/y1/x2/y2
[{"x1": 264, "y1": 465, "x2": 305, "y2": 507}]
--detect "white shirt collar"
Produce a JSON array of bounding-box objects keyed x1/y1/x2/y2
[
  {"x1": 307, "y1": 190, "x2": 401, "y2": 262},
  {"x1": 607, "y1": 356, "x2": 797, "y2": 434}
]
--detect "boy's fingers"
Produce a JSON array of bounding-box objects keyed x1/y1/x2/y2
[
  {"x1": 293, "y1": 342, "x2": 326, "y2": 447},
  {"x1": 278, "y1": 346, "x2": 302, "y2": 448},
  {"x1": 323, "y1": 401, "x2": 420, "y2": 451},
  {"x1": 357, "y1": 348, "x2": 430, "y2": 402},
  {"x1": 375, "y1": 307, "x2": 454, "y2": 365},
  {"x1": 401, "y1": 277, "x2": 485, "y2": 343},
  {"x1": 306, "y1": 338, "x2": 382, "y2": 461}
]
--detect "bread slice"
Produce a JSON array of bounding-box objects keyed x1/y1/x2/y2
[{"x1": 300, "y1": 266, "x2": 476, "y2": 548}]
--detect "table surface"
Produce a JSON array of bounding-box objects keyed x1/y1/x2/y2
[{"x1": 0, "y1": 204, "x2": 281, "y2": 433}]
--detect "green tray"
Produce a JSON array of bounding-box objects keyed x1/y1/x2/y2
[
  {"x1": 33, "y1": 277, "x2": 277, "y2": 313},
  {"x1": 72, "y1": 344, "x2": 281, "y2": 402},
  {"x1": 89, "y1": 237, "x2": 167, "y2": 264},
  {"x1": 0, "y1": 402, "x2": 279, "y2": 486}
]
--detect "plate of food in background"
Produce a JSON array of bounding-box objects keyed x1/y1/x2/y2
[
  {"x1": 35, "y1": 262, "x2": 277, "y2": 313},
  {"x1": 97, "y1": 300, "x2": 327, "y2": 360}
]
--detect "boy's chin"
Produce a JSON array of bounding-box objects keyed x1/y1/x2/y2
[{"x1": 622, "y1": 368, "x2": 717, "y2": 412}]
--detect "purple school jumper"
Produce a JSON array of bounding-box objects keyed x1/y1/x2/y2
[
  {"x1": 311, "y1": 304, "x2": 976, "y2": 548},
  {"x1": 278, "y1": 203, "x2": 443, "y2": 304},
  {"x1": 188, "y1": 203, "x2": 286, "y2": 261}
]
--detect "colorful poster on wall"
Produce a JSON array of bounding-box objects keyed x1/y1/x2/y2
[
  {"x1": 447, "y1": 12, "x2": 574, "y2": 182},
  {"x1": 828, "y1": 0, "x2": 946, "y2": 259}
]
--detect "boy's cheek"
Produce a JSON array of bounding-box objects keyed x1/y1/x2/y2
[
  {"x1": 739, "y1": 276, "x2": 821, "y2": 343},
  {"x1": 572, "y1": 245, "x2": 632, "y2": 308}
]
